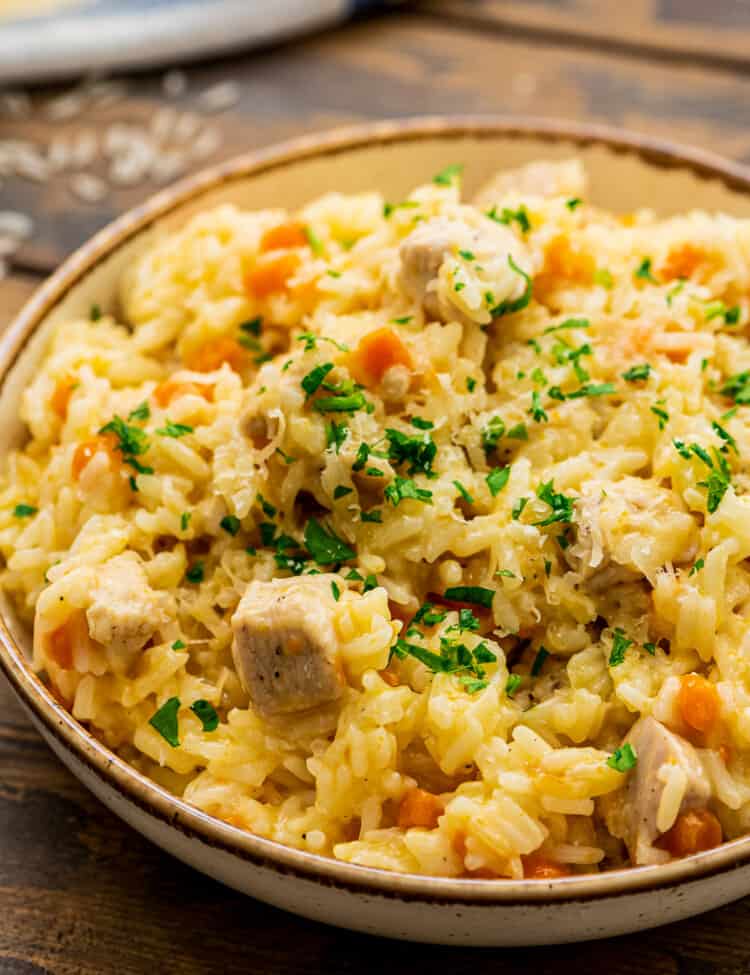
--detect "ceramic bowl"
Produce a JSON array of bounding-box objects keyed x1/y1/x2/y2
[{"x1": 2, "y1": 118, "x2": 750, "y2": 946}]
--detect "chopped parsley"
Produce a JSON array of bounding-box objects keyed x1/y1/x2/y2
[
  {"x1": 505, "y1": 674, "x2": 522, "y2": 697},
  {"x1": 304, "y1": 518, "x2": 355, "y2": 564},
  {"x1": 512, "y1": 496, "x2": 529, "y2": 520},
  {"x1": 622, "y1": 363, "x2": 651, "y2": 382},
  {"x1": 453, "y1": 481, "x2": 474, "y2": 504},
  {"x1": 149, "y1": 697, "x2": 180, "y2": 747},
  {"x1": 331, "y1": 580, "x2": 341, "y2": 602},
  {"x1": 333, "y1": 485, "x2": 353, "y2": 500},
  {"x1": 413, "y1": 602, "x2": 448, "y2": 627},
  {"x1": 712, "y1": 420, "x2": 738, "y2": 454},
  {"x1": 507, "y1": 422, "x2": 528, "y2": 440},
  {"x1": 443, "y1": 585, "x2": 494, "y2": 609},
  {"x1": 721, "y1": 371, "x2": 750, "y2": 405},
  {"x1": 705, "y1": 300, "x2": 740, "y2": 325},
  {"x1": 90, "y1": 303, "x2": 102, "y2": 321},
  {"x1": 689, "y1": 558, "x2": 705, "y2": 577},
  {"x1": 304, "y1": 225, "x2": 324, "y2": 256},
  {"x1": 385, "y1": 476, "x2": 433, "y2": 507},
  {"x1": 186, "y1": 562, "x2": 204, "y2": 584},
  {"x1": 528, "y1": 391, "x2": 548, "y2": 423},
  {"x1": 458, "y1": 248, "x2": 476, "y2": 261},
  {"x1": 296, "y1": 332, "x2": 349, "y2": 353},
  {"x1": 13, "y1": 503, "x2": 37, "y2": 518},
  {"x1": 482, "y1": 415, "x2": 505, "y2": 452},
  {"x1": 650, "y1": 405, "x2": 669, "y2": 430},
  {"x1": 643, "y1": 642, "x2": 657, "y2": 655},
  {"x1": 180, "y1": 511, "x2": 191, "y2": 532},
  {"x1": 489, "y1": 255, "x2": 533, "y2": 317},
  {"x1": 392, "y1": 315, "x2": 414, "y2": 325},
  {"x1": 531, "y1": 646, "x2": 549, "y2": 677},
  {"x1": 634, "y1": 258, "x2": 658, "y2": 284},
  {"x1": 534, "y1": 481, "x2": 574, "y2": 527},
  {"x1": 172, "y1": 640, "x2": 186, "y2": 650},
  {"x1": 361, "y1": 510, "x2": 382, "y2": 523},
  {"x1": 326, "y1": 420, "x2": 348, "y2": 452},
  {"x1": 432, "y1": 163, "x2": 464, "y2": 186},
  {"x1": 128, "y1": 401, "x2": 150, "y2": 422},
  {"x1": 301, "y1": 362, "x2": 334, "y2": 397},
  {"x1": 608, "y1": 628, "x2": 633, "y2": 667},
  {"x1": 698, "y1": 447, "x2": 732, "y2": 514},
  {"x1": 411, "y1": 416, "x2": 434, "y2": 430},
  {"x1": 190, "y1": 699, "x2": 219, "y2": 732},
  {"x1": 220, "y1": 515, "x2": 241, "y2": 536},
  {"x1": 240, "y1": 316, "x2": 262, "y2": 336},
  {"x1": 565, "y1": 197, "x2": 582, "y2": 210},
  {"x1": 466, "y1": 376, "x2": 477, "y2": 393},
  {"x1": 496, "y1": 569, "x2": 516, "y2": 579},
  {"x1": 98, "y1": 415, "x2": 153, "y2": 478},
  {"x1": 607, "y1": 743, "x2": 637, "y2": 773},
  {"x1": 385, "y1": 427, "x2": 437, "y2": 476},
  {"x1": 157, "y1": 420, "x2": 193, "y2": 438},
  {"x1": 314, "y1": 392, "x2": 367, "y2": 414},
  {"x1": 543, "y1": 317, "x2": 589, "y2": 334},
  {"x1": 486, "y1": 465, "x2": 511, "y2": 497},
  {"x1": 487, "y1": 205, "x2": 530, "y2": 234},
  {"x1": 594, "y1": 268, "x2": 614, "y2": 289},
  {"x1": 566, "y1": 382, "x2": 616, "y2": 399}
]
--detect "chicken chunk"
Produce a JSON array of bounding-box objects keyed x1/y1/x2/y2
[
  {"x1": 86, "y1": 553, "x2": 172, "y2": 664},
  {"x1": 602, "y1": 716, "x2": 712, "y2": 865},
  {"x1": 231, "y1": 575, "x2": 346, "y2": 716},
  {"x1": 566, "y1": 477, "x2": 697, "y2": 585},
  {"x1": 398, "y1": 215, "x2": 525, "y2": 325},
  {"x1": 473, "y1": 158, "x2": 586, "y2": 209}
]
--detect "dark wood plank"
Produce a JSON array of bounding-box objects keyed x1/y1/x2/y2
[
  {"x1": 429, "y1": 0, "x2": 750, "y2": 67},
  {"x1": 5, "y1": 12, "x2": 750, "y2": 275}
]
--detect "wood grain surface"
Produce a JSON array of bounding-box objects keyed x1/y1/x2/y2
[{"x1": 3, "y1": 4, "x2": 750, "y2": 972}]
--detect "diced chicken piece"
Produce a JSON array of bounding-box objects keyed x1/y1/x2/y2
[
  {"x1": 473, "y1": 158, "x2": 587, "y2": 209},
  {"x1": 566, "y1": 477, "x2": 697, "y2": 584},
  {"x1": 398, "y1": 215, "x2": 527, "y2": 325},
  {"x1": 86, "y1": 553, "x2": 173, "y2": 662},
  {"x1": 231, "y1": 575, "x2": 346, "y2": 716},
  {"x1": 602, "y1": 716, "x2": 711, "y2": 865}
]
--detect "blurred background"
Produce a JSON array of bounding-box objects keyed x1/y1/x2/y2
[{"x1": 3, "y1": 2, "x2": 750, "y2": 973}]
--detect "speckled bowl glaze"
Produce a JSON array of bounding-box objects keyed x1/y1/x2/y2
[{"x1": 2, "y1": 118, "x2": 750, "y2": 946}]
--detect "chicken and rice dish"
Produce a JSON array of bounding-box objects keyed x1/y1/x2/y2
[{"x1": 3, "y1": 157, "x2": 750, "y2": 879}]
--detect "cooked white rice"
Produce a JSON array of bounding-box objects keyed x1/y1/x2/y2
[{"x1": 2, "y1": 157, "x2": 749, "y2": 878}]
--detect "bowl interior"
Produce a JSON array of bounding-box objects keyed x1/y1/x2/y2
[{"x1": 2, "y1": 120, "x2": 750, "y2": 897}]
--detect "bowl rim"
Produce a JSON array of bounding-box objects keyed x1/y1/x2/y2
[{"x1": 3, "y1": 114, "x2": 750, "y2": 906}]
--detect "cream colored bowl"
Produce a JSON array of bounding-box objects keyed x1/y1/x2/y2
[{"x1": 2, "y1": 118, "x2": 750, "y2": 946}]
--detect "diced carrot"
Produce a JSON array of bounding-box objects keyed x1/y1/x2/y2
[
  {"x1": 50, "y1": 375, "x2": 78, "y2": 420},
  {"x1": 521, "y1": 852, "x2": 570, "y2": 880},
  {"x1": 539, "y1": 234, "x2": 596, "y2": 287},
  {"x1": 185, "y1": 338, "x2": 246, "y2": 373},
  {"x1": 153, "y1": 380, "x2": 213, "y2": 407},
  {"x1": 378, "y1": 668, "x2": 400, "y2": 687},
  {"x1": 678, "y1": 673, "x2": 720, "y2": 734},
  {"x1": 244, "y1": 252, "x2": 301, "y2": 298},
  {"x1": 260, "y1": 221, "x2": 308, "y2": 252},
  {"x1": 397, "y1": 788, "x2": 443, "y2": 830},
  {"x1": 47, "y1": 618, "x2": 75, "y2": 669},
  {"x1": 660, "y1": 243, "x2": 706, "y2": 282},
  {"x1": 660, "y1": 808, "x2": 722, "y2": 858},
  {"x1": 71, "y1": 433, "x2": 121, "y2": 480},
  {"x1": 349, "y1": 327, "x2": 412, "y2": 387}
]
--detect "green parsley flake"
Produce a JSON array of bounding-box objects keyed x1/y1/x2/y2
[
  {"x1": 650, "y1": 405, "x2": 669, "y2": 429},
  {"x1": 487, "y1": 205, "x2": 530, "y2": 234},
  {"x1": 326, "y1": 421, "x2": 348, "y2": 453},
  {"x1": 490, "y1": 255, "x2": 533, "y2": 318},
  {"x1": 534, "y1": 481, "x2": 574, "y2": 527},
  {"x1": 240, "y1": 317, "x2": 262, "y2": 336},
  {"x1": 333, "y1": 485, "x2": 353, "y2": 500},
  {"x1": 609, "y1": 628, "x2": 633, "y2": 667},
  {"x1": 505, "y1": 674, "x2": 522, "y2": 697},
  {"x1": 13, "y1": 503, "x2": 37, "y2": 518},
  {"x1": 432, "y1": 163, "x2": 464, "y2": 186},
  {"x1": 486, "y1": 465, "x2": 511, "y2": 497},
  {"x1": 543, "y1": 317, "x2": 589, "y2": 334},
  {"x1": 443, "y1": 585, "x2": 494, "y2": 609},
  {"x1": 528, "y1": 391, "x2": 548, "y2": 423},
  {"x1": 453, "y1": 480, "x2": 474, "y2": 504},
  {"x1": 689, "y1": 558, "x2": 705, "y2": 577},
  {"x1": 566, "y1": 198, "x2": 582, "y2": 211},
  {"x1": 331, "y1": 580, "x2": 341, "y2": 602},
  {"x1": 149, "y1": 697, "x2": 181, "y2": 747},
  {"x1": 190, "y1": 699, "x2": 219, "y2": 732},
  {"x1": 411, "y1": 417, "x2": 434, "y2": 430},
  {"x1": 180, "y1": 511, "x2": 191, "y2": 532},
  {"x1": 392, "y1": 315, "x2": 414, "y2": 325},
  {"x1": 712, "y1": 420, "x2": 738, "y2": 454},
  {"x1": 531, "y1": 646, "x2": 549, "y2": 677},
  {"x1": 507, "y1": 422, "x2": 528, "y2": 440},
  {"x1": 386, "y1": 428, "x2": 437, "y2": 476},
  {"x1": 186, "y1": 562, "x2": 204, "y2": 584},
  {"x1": 220, "y1": 515, "x2": 241, "y2": 536},
  {"x1": 622, "y1": 363, "x2": 651, "y2": 382},
  {"x1": 90, "y1": 303, "x2": 102, "y2": 321},
  {"x1": 643, "y1": 642, "x2": 657, "y2": 655},
  {"x1": 594, "y1": 268, "x2": 614, "y2": 289},
  {"x1": 385, "y1": 476, "x2": 433, "y2": 507},
  {"x1": 361, "y1": 510, "x2": 382, "y2": 523},
  {"x1": 482, "y1": 415, "x2": 505, "y2": 452},
  {"x1": 172, "y1": 640, "x2": 186, "y2": 650},
  {"x1": 314, "y1": 392, "x2": 367, "y2": 414},
  {"x1": 304, "y1": 225, "x2": 324, "y2": 256},
  {"x1": 607, "y1": 743, "x2": 637, "y2": 773},
  {"x1": 466, "y1": 376, "x2": 477, "y2": 392},
  {"x1": 304, "y1": 518, "x2": 355, "y2": 565},
  {"x1": 722, "y1": 371, "x2": 750, "y2": 404},
  {"x1": 512, "y1": 496, "x2": 529, "y2": 520},
  {"x1": 301, "y1": 362, "x2": 334, "y2": 397},
  {"x1": 128, "y1": 401, "x2": 150, "y2": 422},
  {"x1": 157, "y1": 420, "x2": 193, "y2": 438},
  {"x1": 634, "y1": 258, "x2": 658, "y2": 284}
]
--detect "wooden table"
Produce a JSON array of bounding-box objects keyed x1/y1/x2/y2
[{"x1": 3, "y1": 3, "x2": 750, "y2": 971}]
